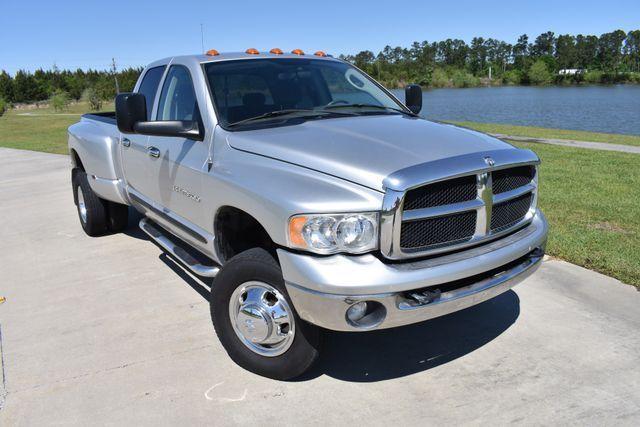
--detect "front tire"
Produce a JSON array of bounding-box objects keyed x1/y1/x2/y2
[{"x1": 210, "y1": 248, "x2": 321, "y2": 380}]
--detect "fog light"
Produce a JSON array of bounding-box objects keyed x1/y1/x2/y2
[
  {"x1": 346, "y1": 301, "x2": 368, "y2": 323},
  {"x1": 345, "y1": 300, "x2": 387, "y2": 329}
]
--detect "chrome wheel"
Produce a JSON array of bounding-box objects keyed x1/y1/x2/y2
[
  {"x1": 228, "y1": 281, "x2": 295, "y2": 357},
  {"x1": 77, "y1": 186, "x2": 87, "y2": 224}
]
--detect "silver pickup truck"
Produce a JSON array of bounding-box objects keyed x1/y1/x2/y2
[{"x1": 68, "y1": 49, "x2": 548, "y2": 379}]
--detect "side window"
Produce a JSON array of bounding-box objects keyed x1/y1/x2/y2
[
  {"x1": 156, "y1": 65, "x2": 198, "y2": 121},
  {"x1": 136, "y1": 66, "x2": 166, "y2": 120}
]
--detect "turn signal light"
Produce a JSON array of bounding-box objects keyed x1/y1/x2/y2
[
  {"x1": 245, "y1": 48, "x2": 260, "y2": 55},
  {"x1": 314, "y1": 51, "x2": 327, "y2": 57},
  {"x1": 291, "y1": 49, "x2": 305, "y2": 55},
  {"x1": 269, "y1": 48, "x2": 283, "y2": 55},
  {"x1": 288, "y1": 216, "x2": 308, "y2": 247},
  {"x1": 206, "y1": 49, "x2": 220, "y2": 56}
]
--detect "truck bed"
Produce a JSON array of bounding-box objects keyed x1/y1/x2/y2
[{"x1": 68, "y1": 112, "x2": 126, "y2": 204}]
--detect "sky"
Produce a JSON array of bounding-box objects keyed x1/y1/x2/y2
[{"x1": 1, "y1": 0, "x2": 638, "y2": 74}]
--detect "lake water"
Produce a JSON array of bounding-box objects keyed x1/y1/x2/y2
[{"x1": 391, "y1": 85, "x2": 640, "y2": 135}]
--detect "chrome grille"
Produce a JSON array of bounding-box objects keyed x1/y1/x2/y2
[
  {"x1": 400, "y1": 211, "x2": 477, "y2": 249},
  {"x1": 491, "y1": 193, "x2": 533, "y2": 232},
  {"x1": 403, "y1": 175, "x2": 477, "y2": 210},
  {"x1": 381, "y1": 154, "x2": 539, "y2": 260},
  {"x1": 493, "y1": 166, "x2": 535, "y2": 194}
]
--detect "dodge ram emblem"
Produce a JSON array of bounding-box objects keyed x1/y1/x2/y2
[{"x1": 484, "y1": 156, "x2": 495, "y2": 167}]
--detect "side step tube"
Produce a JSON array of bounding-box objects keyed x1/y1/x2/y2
[{"x1": 139, "y1": 218, "x2": 220, "y2": 278}]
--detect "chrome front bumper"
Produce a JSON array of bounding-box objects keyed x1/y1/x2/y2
[{"x1": 279, "y1": 210, "x2": 548, "y2": 331}]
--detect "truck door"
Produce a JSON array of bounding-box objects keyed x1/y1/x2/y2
[
  {"x1": 120, "y1": 65, "x2": 166, "y2": 204},
  {"x1": 144, "y1": 64, "x2": 208, "y2": 230}
]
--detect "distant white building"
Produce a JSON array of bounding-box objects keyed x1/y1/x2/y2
[{"x1": 558, "y1": 69, "x2": 586, "y2": 75}]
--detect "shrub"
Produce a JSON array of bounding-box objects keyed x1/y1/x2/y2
[
  {"x1": 554, "y1": 74, "x2": 574, "y2": 85},
  {"x1": 572, "y1": 72, "x2": 585, "y2": 84},
  {"x1": 430, "y1": 68, "x2": 449, "y2": 88},
  {"x1": 451, "y1": 70, "x2": 479, "y2": 88},
  {"x1": 503, "y1": 70, "x2": 522, "y2": 85},
  {"x1": 584, "y1": 70, "x2": 603, "y2": 84},
  {"x1": 414, "y1": 67, "x2": 433, "y2": 87},
  {"x1": 81, "y1": 87, "x2": 103, "y2": 111},
  {"x1": 0, "y1": 97, "x2": 6, "y2": 117},
  {"x1": 528, "y1": 60, "x2": 552, "y2": 85},
  {"x1": 50, "y1": 90, "x2": 70, "y2": 112}
]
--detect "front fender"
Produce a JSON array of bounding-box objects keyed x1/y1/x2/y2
[{"x1": 203, "y1": 147, "x2": 384, "y2": 248}]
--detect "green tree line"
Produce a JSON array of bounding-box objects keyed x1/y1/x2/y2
[
  {"x1": 0, "y1": 66, "x2": 141, "y2": 105},
  {"x1": 340, "y1": 29, "x2": 640, "y2": 88},
  {"x1": 1, "y1": 29, "x2": 639, "y2": 110}
]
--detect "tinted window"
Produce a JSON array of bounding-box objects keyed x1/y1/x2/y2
[
  {"x1": 156, "y1": 65, "x2": 198, "y2": 121},
  {"x1": 204, "y1": 59, "x2": 401, "y2": 126},
  {"x1": 319, "y1": 67, "x2": 379, "y2": 105},
  {"x1": 136, "y1": 66, "x2": 165, "y2": 120},
  {"x1": 209, "y1": 73, "x2": 274, "y2": 108}
]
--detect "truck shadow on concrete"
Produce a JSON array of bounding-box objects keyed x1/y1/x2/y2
[
  {"x1": 304, "y1": 290, "x2": 520, "y2": 382},
  {"x1": 122, "y1": 209, "x2": 150, "y2": 241},
  {"x1": 157, "y1": 247, "x2": 520, "y2": 383}
]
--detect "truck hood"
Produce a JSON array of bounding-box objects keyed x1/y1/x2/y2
[{"x1": 226, "y1": 115, "x2": 513, "y2": 192}]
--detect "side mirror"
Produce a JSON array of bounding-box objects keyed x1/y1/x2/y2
[
  {"x1": 133, "y1": 120, "x2": 203, "y2": 141},
  {"x1": 115, "y1": 92, "x2": 204, "y2": 141},
  {"x1": 405, "y1": 84, "x2": 422, "y2": 114},
  {"x1": 116, "y1": 93, "x2": 147, "y2": 133}
]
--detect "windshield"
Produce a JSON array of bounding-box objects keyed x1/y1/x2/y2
[{"x1": 203, "y1": 58, "x2": 406, "y2": 128}]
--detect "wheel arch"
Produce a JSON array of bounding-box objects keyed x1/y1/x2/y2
[
  {"x1": 214, "y1": 205, "x2": 278, "y2": 263},
  {"x1": 70, "y1": 148, "x2": 85, "y2": 171}
]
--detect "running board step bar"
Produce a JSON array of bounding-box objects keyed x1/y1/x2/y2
[{"x1": 139, "y1": 218, "x2": 220, "y2": 278}]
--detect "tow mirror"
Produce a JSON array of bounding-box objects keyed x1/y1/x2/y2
[
  {"x1": 133, "y1": 120, "x2": 203, "y2": 141},
  {"x1": 405, "y1": 84, "x2": 422, "y2": 114},
  {"x1": 116, "y1": 93, "x2": 147, "y2": 133},
  {"x1": 116, "y1": 92, "x2": 204, "y2": 141}
]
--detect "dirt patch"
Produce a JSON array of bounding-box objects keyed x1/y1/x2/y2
[{"x1": 589, "y1": 221, "x2": 631, "y2": 234}]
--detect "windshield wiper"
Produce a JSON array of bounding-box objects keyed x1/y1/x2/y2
[
  {"x1": 322, "y1": 104, "x2": 418, "y2": 117},
  {"x1": 228, "y1": 108, "x2": 359, "y2": 127},
  {"x1": 227, "y1": 109, "x2": 324, "y2": 127}
]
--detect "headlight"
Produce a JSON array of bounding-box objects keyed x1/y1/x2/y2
[{"x1": 288, "y1": 213, "x2": 379, "y2": 254}]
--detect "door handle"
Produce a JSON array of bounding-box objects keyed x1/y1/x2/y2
[
  {"x1": 122, "y1": 138, "x2": 131, "y2": 147},
  {"x1": 147, "y1": 146, "x2": 160, "y2": 158}
]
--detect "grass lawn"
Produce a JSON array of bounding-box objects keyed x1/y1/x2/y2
[
  {"x1": 450, "y1": 121, "x2": 640, "y2": 147},
  {"x1": 0, "y1": 102, "x2": 114, "y2": 155},
  {"x1": 1, "y1": 104, "x2": 638, "y2": 286},
  {"x1": 511, "y1": 141, "x2": 640, "y2": 287}
]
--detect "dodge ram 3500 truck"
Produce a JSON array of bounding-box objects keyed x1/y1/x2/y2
[{"x1": 68, "y1": 49, "x2": 548, "y2": 379}]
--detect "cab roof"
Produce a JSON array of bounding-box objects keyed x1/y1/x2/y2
[{"x1": 147, "y1": 51, "x2": 340, "y2": 69}]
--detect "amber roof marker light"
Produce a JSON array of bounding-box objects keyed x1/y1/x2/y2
[
  {"x1": 314, "y1": 51, "x2": 327, "y2": 57},
  {"x1": 269, "y1": 48, "x2": 284, "y2": 55},
  {"x1": 245, "y1": 48, "x2": 260, "y2": 55},
  {"x1": 206, "y1": 49, "x2": 220, "y2": 56},
  {"x1": 291, "y1": 49, "x2": 305, "y2": 55}
]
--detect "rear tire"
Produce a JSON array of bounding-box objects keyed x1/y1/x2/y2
[
  {"x1": 106, "y1": 201, "x2": 129, "y2": 233},
  {"x1": 73, "y1": 170, "x2": 108, "y2": 236},
  {"x1": 210, "y1": 248, "x2": 321, "y2": 380},
  {"x1": 72, "y1": 170, "x2": 129, "y2": 235}
]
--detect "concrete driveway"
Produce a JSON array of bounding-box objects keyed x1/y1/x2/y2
[{"x1": 0, "y1": 147, "x2": 639, "y2": 425}]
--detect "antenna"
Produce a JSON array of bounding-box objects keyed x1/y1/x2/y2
[
  {"x1": 111, "y1": 58, "x2": 120, "y2": 94},
  {"x1": 200, "y1": 24, "x2": 205, "y2": 54}
]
